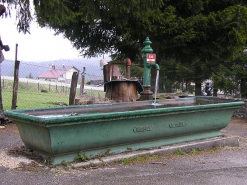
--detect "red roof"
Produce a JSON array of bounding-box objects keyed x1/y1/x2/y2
[
  {"x1": 38, "y1": 66, "x2": 78, "y2": 79},
  {"x1": 38, "y1": 70, "x2": 65, "y2": 79}
]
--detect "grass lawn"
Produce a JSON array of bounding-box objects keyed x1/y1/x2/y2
[
  {"x1": 1, "y1": 79, "x2": 105, "y2": 111},
  {"x1": 2, "y1": 89, "x2": 69, "y2": 111}
]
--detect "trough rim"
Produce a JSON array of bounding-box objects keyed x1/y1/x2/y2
[{"x1": 4, "y1": 98, "x2": 244, "y2": 127}]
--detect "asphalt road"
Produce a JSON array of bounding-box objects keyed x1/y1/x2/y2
[{"x1": 0, "y1": 119, "x2": 247, "y2": 185}]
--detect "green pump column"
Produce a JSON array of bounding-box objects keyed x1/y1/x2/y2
[{"x1": 140, "y1": 37, "x2": 159, "y2": 100}]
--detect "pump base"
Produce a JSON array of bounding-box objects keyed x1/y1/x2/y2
[{"x1": 139, "y1": 86, "x2": 153, "y2": 100}]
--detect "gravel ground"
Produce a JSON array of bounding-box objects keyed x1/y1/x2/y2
[{"x1": 0, "y1": 123, "x2": 32, "y2": 169}]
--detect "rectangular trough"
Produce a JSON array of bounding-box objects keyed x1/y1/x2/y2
[{"x1": 4, "y1": 97, "x2": 244, "y2": 164}]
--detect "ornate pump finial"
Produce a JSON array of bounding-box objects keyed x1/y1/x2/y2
[{"x1": 141, "y1": 37, "x2": 153, "y2": 54}]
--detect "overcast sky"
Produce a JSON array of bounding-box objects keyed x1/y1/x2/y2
[{"x1": 1, "y1": 14, "x2": 109, "y2": 62}]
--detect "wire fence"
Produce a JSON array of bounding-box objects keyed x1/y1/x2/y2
[
  {"x1": 1, "y1": 58, "x2": 245, "y2": 111},
  {"x1": 1, "y1": 59, "x2": 108, "y2": 110}
]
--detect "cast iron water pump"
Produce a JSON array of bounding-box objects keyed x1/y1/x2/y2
[{"x1": 140, "y1": 37, "x2": 159, "y2": 100}]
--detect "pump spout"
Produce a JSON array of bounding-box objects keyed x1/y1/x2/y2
[
  {"x1": 154, "y1": 63, "x2": 160, "y2": 70},
  {"x1": 147, "y1": 62, "x2": 160, "y2": 70}
]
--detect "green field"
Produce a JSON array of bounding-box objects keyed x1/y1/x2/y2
[
  {"x1": 2, "y1": 80, "x2": 105, "y2": 110},
  {"x1": 2, "y1": 89, "x2": 70, "y2": 110}
]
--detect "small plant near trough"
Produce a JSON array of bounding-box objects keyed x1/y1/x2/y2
[
  {"x1": 174, "y1": 148, "x2": 185, "y2": 155},
  {"x1": 74, "y1": 152, "x2": 91, "y2": 162}
]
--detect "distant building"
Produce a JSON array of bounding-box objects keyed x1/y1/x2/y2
[
  {"x1": 86, "y1": 78, "x2": 104, "y2": 86},
  {"x1": 37, "y1": 64, "x2": 80, "y2": 82}
]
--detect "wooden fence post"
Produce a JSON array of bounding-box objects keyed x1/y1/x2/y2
[
  {"x1": 69, "y1": 72, "x2": 79, "y2": 105},
  {"x1": 12, "y1": 44, "x2": 20, "y2": 110}
]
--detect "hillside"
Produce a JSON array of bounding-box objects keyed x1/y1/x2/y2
[{"x1": 1, "y1": 58, "x2": 104, "y2": 80}]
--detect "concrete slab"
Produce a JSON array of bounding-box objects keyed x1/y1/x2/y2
[{"x1": 72, "y1": 135, "x2": 239, "y2": 168}]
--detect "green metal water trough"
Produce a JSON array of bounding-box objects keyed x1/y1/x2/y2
[{"x1": 4, "y1": 97, "x2": 244, "y2": 164}]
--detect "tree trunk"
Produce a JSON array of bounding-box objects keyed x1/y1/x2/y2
[
  {"x1": 105, "y1": 81, "x2": 140, "y2": 102},
  {"x1": 0, "y1": 4, "x2": 6, "y2": 16},
  {"x1": 240, "y1": 78, "x2": 247, "y2": 98},
  {"x1": 213, "y1": 89, "x2": 218, "y2": 97},
  {"x1": 164, "y1": 80, "x2": 173, "y2": 93},
  {"x1": 195, "y1": 79, "x2": 202, "y2": 96}
]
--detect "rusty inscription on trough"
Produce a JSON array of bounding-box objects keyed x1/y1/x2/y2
[
  {"x1": 169, "y1": 121, "x2": 187, "y2": 128},
  {"x1": 133, "y1": 125, "x2": 153, "y2": 133}
]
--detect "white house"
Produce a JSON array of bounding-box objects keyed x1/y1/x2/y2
[{"x1": 37, "y1": 64, "x2": 80, "y2": 82}]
